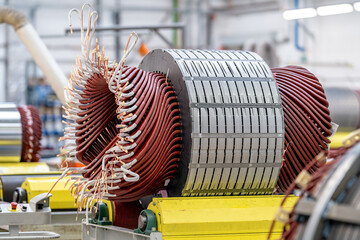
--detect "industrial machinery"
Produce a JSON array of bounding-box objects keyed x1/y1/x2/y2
[
  {"x1": 324, "y1": 87, "x2": 360, "y2": 132},
  {"x1": 324, "y1": 87, "x2": 360, "y2": 148},
  {"x1": 85, "y1": 195, "x2": 298, "y2": 240},
  {"x1": 69, "y1": 46, "x2": 331, "y2": 239},
  {"x1": 0, "y1": 193, "x2": 59, "y2": 239},
  {"x1": 0, "y1": 7, "x2": 67, "y2": 103},
  {"x1": 4, "y1": 4, "x2": 359, "y2": 240},
  {"x1": 33, "y1": 5, "x2": 336, "y2": 239},
  {"x1": 267, "y1": 133, "x2": 360, "y2": 240},
  {"x1": 0, "y1": 103, "x2": 42, "y2": 163},
  {"x1": 0, "y1": 5, "x2": 63, "y2": 208},
  {"x1": 0, "y1": 4, "x2": 80, "y2": 216}
]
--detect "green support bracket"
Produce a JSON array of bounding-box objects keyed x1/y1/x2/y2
[
  {"x1": 89, "y1": 202, "x2": 112, "y2": 225},
  {"x1": 134, "y1": 209, "x2": 158, "y2": 235}
]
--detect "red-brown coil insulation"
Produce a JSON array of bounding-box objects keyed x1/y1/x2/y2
[
  {"x1": 272, "y1": 66, "x2": 332, "y2": 192},
  {"x1": 74, "y1": 66, "x2": 181, "y2": 201},
  {"x1": 17, "y1": 105, "x2": 42, "y2": 162}
]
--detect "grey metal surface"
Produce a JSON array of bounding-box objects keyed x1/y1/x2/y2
[
  {"x1": 139, "y1": 49, "x2": 284, "y2": 197},
  {"x1": 324, "y1": 87, "x2": 360, "y2": 132},
  {"x1": 0, "y1": 229, "x2": 60, "y2": 239},
  {"x1": 0, "y1": 193, "x2": 51, "y2": 225},
  {"x1": 51, "y1": 211, "x2": 86, "y2": 225},
  {"x1": 81, "y1": 221, "x2": 162, "y2": 240},
  {"x1": 0, "y1": 193, "x2": 59, "y2": 239},
  {"x1": 295, "y1": 198, "x2": 360, "y2": 225},
  {"x1": 294, "y1": 142, "x2": 360, "y2": 240},
  {"x1": 0, "y1": 102, "x2": 22, "y2": 162},
  {"x1": 0, "y1": 174, "x2": 60, "y2": 203}
]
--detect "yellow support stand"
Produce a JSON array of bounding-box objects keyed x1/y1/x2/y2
[
  {"x1": 0, "y1": 162, "x2": 50, "y2": 174},
  {"x1": 329, "y1": 131, "x2": 353, "y2": 149},
  {"x1": 21, "y1": 176, "x2": 113, "y2": 221},
  {"x1": 148, "y1": 195, "x2": 297, "y2": 240},
  {"x1": 22, "y1": 177, "x2": 76, "y2": 209}
]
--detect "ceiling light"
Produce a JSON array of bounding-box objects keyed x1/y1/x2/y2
[
  {"x1": 317, "y1": 4, "x2": 353, "y2": 16},
  {"x1": 283, "y1": 8, "x2": 317, "y2": 20},
  {"x1": 354, "y1": 2, "x2": 360, "y2": 11}
]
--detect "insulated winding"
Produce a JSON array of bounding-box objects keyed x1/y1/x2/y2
[
  {"x1": 267, "y1": 134, "x2": 360, "y2": 240},
  {"x1": 63, "y1": 53, "x2": 181, "y2": 201},
  {"x1": 85, "y1": 67, "x2": 181, "y2": 201},
  {"x1": 0, "y1": 103, "x2": 42, "y2": 162},
  {"x1": 62, "y1": 48, "x2": 286, "y2": 203},
  {"x1": 61, "y1": 48, "x2": 332, "y2": 206},
  {"x1": 271, "y1": 66, "x2": 332, "y2": 192},
  {"x1": 17, "y1": 105, "x2": 42, "y2": 162}
]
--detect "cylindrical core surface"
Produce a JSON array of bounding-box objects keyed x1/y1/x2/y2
[
  {"x1": 0, "y1": 102, "x2": 22, "y2": 162},
  {"x1": 139, "y1": 49, "x2": 285, "y2": 197}
]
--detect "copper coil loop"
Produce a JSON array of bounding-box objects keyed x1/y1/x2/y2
[
  {"x1": 75, "y1": 66, "x2": 182, "y2": 201},
  {"x1": 17, "y1": 105, "x2": 42, "y2": 162},
  {"x1": 271, "y1": 66, "x2": 332, "y2": 192}
]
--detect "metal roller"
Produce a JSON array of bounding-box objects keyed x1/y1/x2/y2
[
  {"x1": 324, "y1": 87, "x2": 360, "y2": 132},
  {"x1": 139, "y1": 49, "x2": 285, "y2": 197},
  {"x1": 0, "y1": 102, "x2": 22, "y2": 162},
  {"x1": 0, "y1": 103, "x2": 42, "y2": 162}
]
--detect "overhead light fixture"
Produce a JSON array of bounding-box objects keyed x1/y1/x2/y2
[
  {"x1": 283, "y1": 8, "x2": 317, "y2": 20},
  {"x1": 354, "y1": 2, "x2": 360, "y2": 11},
  {"x1": 317, "y1": 4, "x2": 353, "y2": 16}
]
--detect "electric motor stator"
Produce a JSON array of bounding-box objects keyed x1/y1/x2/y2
[
  {"x1": 139, "y1": 49, "x2": 285, "y2": 197},
  {"x1": 62, "y1": 46, "x2": 331, "y2": 202}
]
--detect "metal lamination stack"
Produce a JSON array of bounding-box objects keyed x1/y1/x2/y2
[
  {"x1": 0, "y1": 103, "x2": 22, "y2": 162},
  {"x1": 139, "y1": 49, "x2": 284, "y2": 197}
]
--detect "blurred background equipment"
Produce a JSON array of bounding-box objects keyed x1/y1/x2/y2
[
  {"x1": 1, "y1": 1, "x2": 360, "y2": 240},
  {"x1": 324, "y1": 87, "x2": 360, "y2": 132},
  {"x1": 0, "y1": 103, "x2": 42, "y2": 162}
]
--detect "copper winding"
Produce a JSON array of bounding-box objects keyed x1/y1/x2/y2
[
  {"x1": 75, "y1": 65, "x2": 182, "y2": 201},
  {"x1": 17, "y1": 105, "x2": 42, "y2": 162},
  {"x1": 272, "y1": 66, "x2": 332, "y2": 192},
  {"x1": 266, "y1": 133, "x2": 360, "y2": 240},
  {"x1": 52, "y1": 5, "x2": 338, "y2": 226},
  {"x1": 57, "y1": 15, "x2": 181, "y2": 205}
]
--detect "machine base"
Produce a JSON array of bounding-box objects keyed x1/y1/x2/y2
[{"x1": 81, "y1": 221, "x2": 162, "y2": 240}]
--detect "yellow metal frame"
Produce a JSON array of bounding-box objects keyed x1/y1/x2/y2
[
  {"x1": 0, "y1": 162, "x2": 50, "y2": 174},
  {"x1": 0, "y1": 156, "x2": 20, "y2": 162},
  {"x1": 0, "y1": 140, "x2": 21, "y2": 145},
  {"x1": 22, "y1": 177, "x2": 76, "y2": 209},
  {"x1": 148, "y1": 195, "x2": 297, "y2": 240},
  {"x1": 21, "y1": 176, "x2": 113, "y2": 221},
  {"x1": 329, "y1": 131, "x2": 352, "y2": 149}
]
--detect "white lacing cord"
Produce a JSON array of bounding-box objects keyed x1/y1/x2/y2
[
  {"x1": 99, "y1": 32, "x2": 140, "y2": 186},
  {"x1": 59, "y1": 5, "x2": 142, "y2": 228},
  {"x1": 108, "y1": 33, "x2": 138, "y2": 93},
  {"x1": 68, "y1": 4, "x2": 98, "y2": 60}
]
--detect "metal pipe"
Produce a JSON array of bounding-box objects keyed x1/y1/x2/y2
[
  {"x1": 66, "y1": 23, "x2": 185, "y2": 34},
  {"x1": 172, "y1": 0, "x2": 179, "y2": 48},
  {"x1": 294, "y1": 0, "x2": 305, "y2": 52},
  {"x1": 0, "y1": 7, "x2": 67, "y2": 104},
  {"x1": 324, "y1": 87, "x2": 360, "y2": 132}
]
